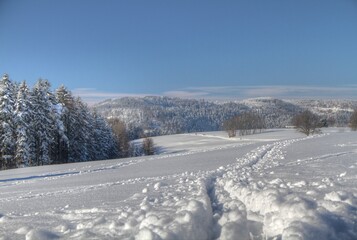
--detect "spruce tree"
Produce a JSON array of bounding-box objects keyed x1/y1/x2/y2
[
  {"x1": 55, "y1": 85, "x2": 74, "y2": 163},
  {"x1": 14, "y1": 81, "x2": 33, "y2": 167},
  {"x1": 74, "y1": 98, "x2": 92, "y2": 161},
  {"x1": 31, "y1": 79, "x2": 56, "y2": 165},
  {"x1": 0, "y1": 74, "x2": 16, "y2": 169}
]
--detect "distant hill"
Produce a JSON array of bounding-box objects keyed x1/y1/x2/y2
[{"x1": 93, "y1": 96, "x2": 357, "y2": 138}]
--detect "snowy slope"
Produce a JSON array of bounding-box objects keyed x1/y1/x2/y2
[{"x1": 0, "y1": 129, "x2": 356, "y2": 239}]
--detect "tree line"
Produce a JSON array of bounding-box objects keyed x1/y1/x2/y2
[
  {"x1": 223, "y1": 108, "x2": 357, "y2": 138},
  {"x1": 292, "y1": 109, "x2": 357, "y2": 136},
  {"x1": 0, "y1": 74, "x2": 121, "y2": 170}
]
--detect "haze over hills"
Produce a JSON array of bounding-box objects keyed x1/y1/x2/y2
[{"x1": 93, "y1": 96, "x2": 357, "y2": 138}]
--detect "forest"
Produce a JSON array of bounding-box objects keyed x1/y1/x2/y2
[
  {"x1": 0, "y1": 74, "x2": 119, "y2": 170},
  {"x1": 95, "y1": 96, "x2": 357, "y2": 138}
]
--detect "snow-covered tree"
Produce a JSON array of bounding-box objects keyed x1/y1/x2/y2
[
  {"x1": 0, "y1": 74, "x2": 16, "y2": 169},
  {"x1": 14, "y1": 81, "x2": 33, "y2": 167},
  {"x1": 68, "y1": 97, "x2": 91, "y2": 162},
  {"x1": 56, "y1": 88, "x2": 118, "y2": 163},
  {"x1": 90, "y1": 111, "x2": 118, "y2": 160},
  {"x1": 55, "y1": 85, "x2": 75, "y2": 163},
  {"x1": 31, "y1": 79, "x2": 57, "y2": 165}
]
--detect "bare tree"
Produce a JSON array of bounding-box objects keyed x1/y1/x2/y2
[
  {"x1": 292, "y1": 110, "x2": 321, "y2": 136},
  {"x1": 237, "y1": 112, "x2": 265, "y2": 136},
  {"x1": 349, "y1": 109, "x2": 357, "y2": 131},
  {"x1": 223, "y1": 117, "x2": 238, "y2": 137},
  {"x1": 143, "y1": 137, "x2": 155, "y2": 155},
  {"x1": 108, "y1": 118, "x2": 130, "y2": 157},
  {"x1": 223, "y1": 112, "x2": 266, "y2": 137}
]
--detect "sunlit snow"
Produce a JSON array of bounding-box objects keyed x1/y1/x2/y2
[{"x1": 0, "y1": 128, "x2": 356, "y2": 239}]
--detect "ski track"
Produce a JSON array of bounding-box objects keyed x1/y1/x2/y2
[{"x1": 1, "y1": 133, "x2": 357, "y2": 239}]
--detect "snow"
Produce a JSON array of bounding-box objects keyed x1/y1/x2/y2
[{"x1": 0, "y1": 128, "x2": 356, "y2": 239}]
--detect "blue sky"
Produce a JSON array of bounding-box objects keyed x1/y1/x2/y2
[{"x1": 1, "y1": 0, "x2": 357, "y2": 104}]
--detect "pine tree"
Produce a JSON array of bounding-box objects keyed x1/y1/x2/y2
[
  {"x1": 90, "y1": 111, "x2": 118, "y2": 160},
  {"x1": 92, "y1": 111, "x2": 110, "y2": 160},
  {"x1": 50, "y1": 101, "x2": 68, "y2": 164},
  {"x1": 31, "y1": 79, "x2": 57, "y2": 165},
  {"x1": 74, "y1": 98, "x2": 92, "y2": 161},
  {"x1": 0, "y1": 74, "x2": 16, "y2": 169},
  {"x1": 14, "y1": 81, "x2": 33, "y2": 167},
  {"x1": 68, "y1": 98, "x2": 90, "y2": 162},
  {"x1": 55, "y1": 85, "x2": 74, "y2": 163}
]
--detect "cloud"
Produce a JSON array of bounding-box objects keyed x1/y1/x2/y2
[
  {"x1": 246, "y1": 86, "x2": 357, "y2": 99},
  {"x1": 179, "y1": 85, "x2": 357, "y2": 100},
  {"x1": 73, "y1": 85, "x2": 357, "y2": 105},
  {"x1": 163, "y1": 90, "x2": 210, "y2": 98}
]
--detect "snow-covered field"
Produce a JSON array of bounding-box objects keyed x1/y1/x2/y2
[{"x1": 0, "y1": 129, "x2": 356, "y2": 239}]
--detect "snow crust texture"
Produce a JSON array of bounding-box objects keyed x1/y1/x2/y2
[{"x1": 0, "y1": 129, "x2": 356, "y2": 239}]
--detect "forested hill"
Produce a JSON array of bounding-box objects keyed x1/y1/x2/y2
[{"x1": 94, "y1": 96, "x2": 357, "y2": 137}]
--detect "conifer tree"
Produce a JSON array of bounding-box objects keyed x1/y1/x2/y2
[
  {"x1": 0, "y1": 74, "x2": 16, "y2": 169},
  {"x1": 31, "y1": 79, "x2": 56, "y2": 165},
  {"x1": 92, "y1": 111, "x2": 110, "y2": 160},
  {"x1": 75, "y1": 98, "x2": 92, "y2": 161},
  {"x1": 55, "y1": 85, "x2": 74, "y2": 163},
  {"x1": 14, "y1": 81, "x2": 33, "y2": 167}
]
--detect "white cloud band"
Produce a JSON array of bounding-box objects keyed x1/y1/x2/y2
[{"x1": 73, "y1": 85, "x2": 357, "y2": 105}]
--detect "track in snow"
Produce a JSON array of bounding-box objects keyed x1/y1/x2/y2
[{"x1": 1, "y1": 129, "x2": 356, "y2": 239}]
